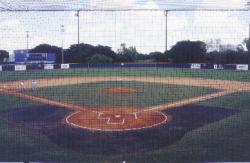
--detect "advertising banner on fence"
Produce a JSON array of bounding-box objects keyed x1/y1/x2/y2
[
  {"x1": 15, "y1": 65, "x2": 26, "y2": 71},
  {"x1": 44, "y1": 64, "x2": 54, "y2": 70},
  {"x1": 61, "y1": 64, "x2": 69, "y2": 69},
  {"x1": 191, "y1": 64, "x2": 201, "y2": 69},
  {"x1": 214, "y1": 64, "x2": 224, "y2": 70},
  {"x1": 236, "y1": 64, "x2": 248, "y2": 71}
]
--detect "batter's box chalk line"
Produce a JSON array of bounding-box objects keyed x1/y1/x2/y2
[{"x1": 97, "y1": 112, "x2": 139, "y2": 125}]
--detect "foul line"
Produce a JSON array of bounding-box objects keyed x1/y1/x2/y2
[
  {"x1": 0, "y1": 76, "x2": 246, "y2": 132},
  {"x1": 147, "y1": 90, "x2": 238, "y2": 111}
]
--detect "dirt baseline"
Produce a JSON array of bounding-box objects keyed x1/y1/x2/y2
[{"x1": 1, "y1": 76, "x2": 250, "y2": 132}]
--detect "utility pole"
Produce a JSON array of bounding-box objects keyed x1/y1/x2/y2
[
  {"x1": 75, "y1": 10, "x2": 80, "y2": 44},
  {"x1": 61, "y1": 25, "x2": 65, "y2": 64},
  {"x1": 26, "y1": 31, "x2": 29, "y2": 53},
  {"x1": 249, "y1": 24, "x2": 250, "y2": 55},
  {"x1": 165, "y1": 10, "x2": 168, "y2": 54}
]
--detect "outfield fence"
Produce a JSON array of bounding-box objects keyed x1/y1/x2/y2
[{"x1": 0, "y1": 63, "x2": 249, "y2": 72}]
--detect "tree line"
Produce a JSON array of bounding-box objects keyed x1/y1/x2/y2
[
  {"x1": 1, "y1": 38, "x2": 250, "y2": 64},
  {"x1": 28, "y1": 43, "x2": 146, "y2": 64}
]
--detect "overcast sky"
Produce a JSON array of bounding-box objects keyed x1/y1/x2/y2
[{"x1": 0, "y1": 0, "x2": 249, "y2": 54}]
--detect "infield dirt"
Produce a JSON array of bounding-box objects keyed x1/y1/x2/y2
[{"x1": 0, "y1": 76, "x2": 249, "y2": 131}]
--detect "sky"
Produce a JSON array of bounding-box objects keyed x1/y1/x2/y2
[{"x1": 0, "y1": 0, "x2": 250, "y2": 54}]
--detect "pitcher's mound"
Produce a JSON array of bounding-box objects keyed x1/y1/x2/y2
[
  {"x1": 66, "y1": 108, "x2": 168, "y2": 131},
  {"x1": 103, "y1": 87, "x2": 137, "y2": 94}
]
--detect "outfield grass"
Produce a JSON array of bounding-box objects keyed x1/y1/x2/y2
[
  {"x1": 1, "y1": 67, "x2": 250, "y2": 82},
  {"x1": 22, "y1": 81, "x2": 216, "y2": 108}
]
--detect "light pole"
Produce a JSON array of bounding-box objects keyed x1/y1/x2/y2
[
  {"x1": 165, "y1": 10, "x2": 168, "y2": 54},
  {"x1": 60, "y1": 25, "x2": 65, "y2": 64},
  {"x1": 26, "y1": 31, "x2": 29, "y2": 53},
  {"x1": 249, "y1": 24, "x2": 250, "y2": 55},
  {"x1": 75, "y1": 10, "x2": 80, "y2": 44}
]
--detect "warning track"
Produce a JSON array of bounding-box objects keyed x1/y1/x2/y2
[{"x1": 1, "y1": 76, "x2": 250, "y2": 131}]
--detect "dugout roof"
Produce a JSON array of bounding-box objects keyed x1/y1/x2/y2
[{"x1": 0, "y1": 0, "x2": 250, "y2": 11}]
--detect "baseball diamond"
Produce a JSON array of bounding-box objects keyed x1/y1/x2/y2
[
  {"x1": 1, "y1": 76, "x2": 249, "y2": 131},
  {"x1": 2, "y1": 1, "x2": 250, "y2": 161},
  {"x1": 0, "y1": 66, "x2": 250, "y2": 162}
]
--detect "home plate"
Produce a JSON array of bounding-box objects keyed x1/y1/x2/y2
[{"x1": 66, "y1": 108, "x2": 168, "y2": 131}]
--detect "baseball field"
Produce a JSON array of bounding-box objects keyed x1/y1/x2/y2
[{"x1": 0, "y1": 67, "x2": 250, "y2": 162}]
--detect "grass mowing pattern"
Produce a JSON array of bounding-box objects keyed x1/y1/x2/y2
[
  {"x1": 124, "y1": 93, "x2": 250, "y2": 162},
  {"x1": 0, "y1": 94, "x2": 84, "y2": 162},
  {"x1": 198, "y1": 92, "x2": 250, "y2": 111},
  {"x1": 22, "y1": 81, "x2": 216, "y2": 108},
  {"x1": 0, "y1": 68, "x2": 250, "y2": 162},
  {"x1": 0, "y1": 94, "x2": 41, "y2": 111}
]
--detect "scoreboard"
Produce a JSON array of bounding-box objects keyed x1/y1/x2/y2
[{"x1": 14, "y1": 50, "x2": 56, "y2": 64}]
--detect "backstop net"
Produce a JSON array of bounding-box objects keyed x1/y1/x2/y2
[{"x1": 0, "y1": 1, "x2": 250, "y2": 162}]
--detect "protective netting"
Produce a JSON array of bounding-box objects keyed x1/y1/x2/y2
[
  {"x1": 0, "y1": 10, "x2": 249, "y2": 54},
  {"x1": 1, "y1": 1, "x2": 250, "y2": 162},
  {"x1": 0, "y1": 0, "x2": 250, "y2": 11}
]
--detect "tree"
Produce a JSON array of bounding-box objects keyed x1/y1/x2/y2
[
  {"x1": 236, "y1": 44, "x2": 244, "y2": 53},
  {"x1": 65, "y1": 43, "x2": 96, "y2": 63},
  {"x1": 207, "y1": 47, "x2": 250, "y2": 64},
  {"x1": 30, "y1": 44, "x2": 62, "y2": 63},
  {"x1": 148, "y1": 51, "x2": 167, "y2": 62},
  {"x1": 65, "y1": 43, "x2": 118, "y2": 63},
  {"x1": 87, "y1": 54, "x2": 113, "y2": 63},
  {"x1": 168, "y1": 40, "x2": 207, "y2": 63},
  {"x1": 206, "y1": 38, "x2": 221, "y2": 52},
  {"x1": 243, "y1": 38, "x2": 250, "y2": 52},
  {"x1": 95, "y1": 45, "x2": 117, "y2": 61},
  {"x1": 0, "y1": 50, "x2": 9, "y2": 63},
  {"x1": 222, "y1": 50, "x2": 236, "y2": 64},
  {"x1": 117, "y1": 43, "x2": 139, "y2": 62}
]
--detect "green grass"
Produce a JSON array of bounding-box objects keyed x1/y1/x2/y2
[
  {"x1": 0, "y1": 94, "x2": 41, "y2": 111},
  {"x1": 198, "y1": 92, "x2": 250, "y2": 111},
  {"x1": 0, "y1": 94, "x2": 81, "y2": 161},
  {"x1": 21, "y1": 81, "x2": 216, "y2": 108},
  {"x1": 1, "y1": 67, "x2": 250, "y2": 162},
  {"x1": 0, "y1": 118, "x2": 72, "y2": 161},
  {"x1": 1, "y1": 67, "x2": 250, "y2": 82},
  {"x1": 106, "y1": 93, "x2": 250, "y2": 162}
]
